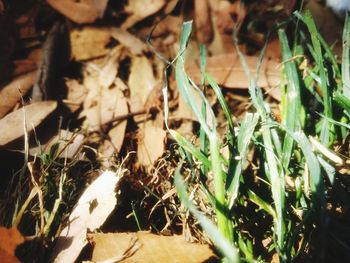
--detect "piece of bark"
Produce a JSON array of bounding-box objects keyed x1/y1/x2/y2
[{"x1": 32, "y1": 22, "x2": 70, "y2": 101}]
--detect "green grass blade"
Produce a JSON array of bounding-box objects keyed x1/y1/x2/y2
[
  {"x1": 293, "y1": 131, "x2": 324, "y2": 207},
  {"x1": 278, "y1": 29, "x2": 302, "y2": 168},
  {"x1": 175, "y1": 166, "x2": 240, "y2": 263},
  {"x1": 342, "y1": 13, "x2": 350, "y2": 97},
  {"x1": 171, "y1": 129, "x2": 211, "y2": 169},
  {"x1": 228, "y1": 113, "x2": 259, "y2": 208},
  {"x1": 294, "y1": 10, "x2": 334, "y2": 144}
]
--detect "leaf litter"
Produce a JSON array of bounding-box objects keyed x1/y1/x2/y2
[{"x1": 0, "y1": 0, "x2": 348, "y2": 262}]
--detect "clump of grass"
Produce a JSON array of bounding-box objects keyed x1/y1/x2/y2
[
  {"x1": 167, "y1": 11, "x2": 350, "y2": 262},
  {"x1": 0, "y1": 131, "x2": 90, "y2": 240}
]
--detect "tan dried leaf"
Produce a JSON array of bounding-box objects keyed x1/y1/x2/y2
[
  {"x1": 137, "y1": 122, "x2": 166, "y2": 167},
  {"x1": 110, "y1": 29, "x2": 147, "y2": 55},
  {"x1": 89, "y1": 231, "x2": 215, "y2": 263},
  {"x1": 194, "y1": 0, "x2": 213, "y2": 44},
  {"x1": 70, "y1": 27, "x2": 112, "y2": 61},
  {"x1": 29, "y1": 130, "x2": 85, "y2": 159},
  {"x1": 99, "y1": 46, "x2": 125, "y2": 88},
  {"x1": 51, "y1": 171, "x2": 122, "y2": 263},
  {"x1": 128, "y1": 56, "x2": 158, "y2": 113},
  {"x1": 0, "y1": 101, "x2": 57, "y2": 147},
  {"x1": 186, "y1": 53, "x2": 281, "y2": 100},
  {"x1": 47, "y1": 0, "x2": 108, "y2": 24},
  {"x1": 0, "y1": 70, "x2": 36, "y2": 118},
  {"x1": 122, "y1": 0, "x2": 166, "y2": 29},
  {"x1": 83, "y1": 84, "x2": 128, "y2": 131},
  {"x1": 64, "y1": 79, "x2": 88, "y2": 112}
]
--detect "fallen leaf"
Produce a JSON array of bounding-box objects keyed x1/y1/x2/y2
[
  {"x1": 194, "y1": 0, "x2": 214, "y2": 44},
  {"x1": 70, "y1": 27, "x2": 112, "y2": 61},
  {"x1": 82, "y1": 83, "x2": 128, "y2": 131},
  {"x1": 110, "y1": 29, "x2": 147, "y2": 55},
  {"x1": 128, "y1": 56, "x2": 158, "y2": 113},
  {"x1": 0, "y1": 101, "x2": 57, "y2": 147},
  {"x1": 0, "y1": 70, "x2": 37, "y2": 118},
  {"x1": 122, "y1": 0, "x2": 166, "y2": 29},
  {"x1": 51, "y1": 170, "x2": 122, "y2": 263},
  {"x1": 137, "y1": 122, "x2": 166, "y2": 167},
  {"x1": 0, "y1": 227, "x2": 25, "y2": 257},
  {"x1": 99, "y1": 46, "x2": 125, "y2": 88},
  {"x1": 89, "y1": 231, "x2": 216, "y2": 263},
  {"x1": 47, "y1": 0, "x2": 108, "y2": 24},
  {"x1": 64, "y1": 79, "x2": 88, "y2": 113},
  {"x1": 207, "y1": 0, "x2": 246, "y2": 54},
  {"x1": 186, "y1": 53, "x2": 281, "y2": 100},
  {"x1": 29, "y1": 129, "x2": 85, "y2": 159},
  {"x1": 99, "y1": 80, "x2": 129, "y2": 165}
]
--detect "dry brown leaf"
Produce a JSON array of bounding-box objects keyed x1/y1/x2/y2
[
  {"x1": 47, "y1": 0, "x2": 108, "y2": 24},
  {"x1": 110, "y1": 29, "x2": 147, "y2": 56},
  {"x1": 0, "y1": 101, "x2": 57, "y2": 147},
  {"x1": 70, "y1": 27, "x2": 112, "y2": 61},
  {"x1": 64, "y1": 79, "x2": 88, "y2": 112},
  {"x1": 99, "y1": 46, "x2": 125, "y2": 88},
  {"x1": 208, "y1": 0, "x2": 246, "y2": 54},
  {"x1": 186, "y1": 53, "x2": 281, "y2": 100},
  {"x1": 194, "y1": 0, "x2": 214, "y2": 44},
  {"x1": 137, "y1": 122, "x2": 166, "y2": 167},
  {"x1": 0, "y1": 70, "x2": 37, "y2": 118},
  {"x1": 83, "y1": 83, "x2": 128, "y2": 131},
  {"x1": 122, "y1": 0, "x2": 166, "y2": 29},
  {"x1": 128, "y1": 56, "x2": 158, "y2": 113},
  {"x1": 51, "y1": 170, "x2": 122, "y2": 263},
  {"x1": 0, "y1": 227, "x2": 24, "y2": 258},
  {"x1": 89, "y1": 231, "x2": 215, "y2": 263},
  {"x1": 29, "y1": 129, "x2": 85, "y2": 159},
  {"x1": 100, "y1": 80, "x2": 129, "y2": 165}
]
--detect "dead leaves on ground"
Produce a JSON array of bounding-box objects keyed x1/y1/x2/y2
[
  {"x1": 0, "y1": 101, "x2": 57, "y2": 147},
  {"x1": 51, "y1": 170, "x2": 123, "y2": 263},
  {"x1": 88, "y1": 231, "x2": 216, "y2": 263},
  {"x1": 0, "y1": 1, "x2": 296, "y2": 262}
]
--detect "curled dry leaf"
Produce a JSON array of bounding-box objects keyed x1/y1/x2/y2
[
  {"x1": 137, "y1": 122, "x2": 166, "y2": 167},
  {"x1": 89, "y1": 231, "x2": 215, "y2": 263},
  {"x1": 70, "y1": 27, "x2": 112, "y2": 61},
  {"x1": 47, "y1": 0, "x2": 108, "y2": 24},
  {"x1": 186, "y1": 53, "x2": 281, "y2": 100},
  {"x1": 122, "y1": 0, "x2": 166, "y2": 29},
  {"x1": 51, "y1": 170, "x2": 122, "y2": 263},
  {"x1": 0, "y1": 101, "x2": 57, "y2": 147},
  {"x1": 0, "y1": 70, "x2": 36, "y2": 118}
]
